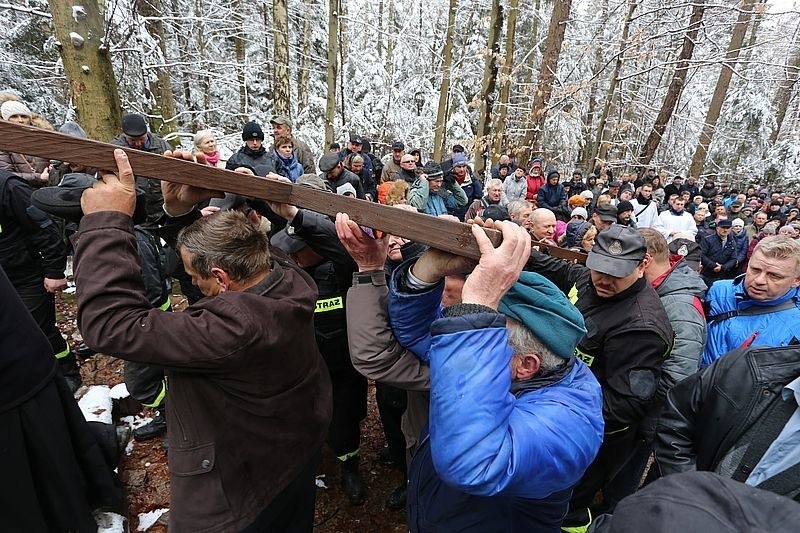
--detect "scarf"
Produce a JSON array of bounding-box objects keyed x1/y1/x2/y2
[
  {"x1": 275, "y1": 151, "x2": 303, "y2": 182},
  {"x1": 205, "y1": 151, "x2": 221, "y2": 166}
]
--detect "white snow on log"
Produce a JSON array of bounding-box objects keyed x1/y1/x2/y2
[
  {"x1": 78, "y1": 385, "x2": 112, "y2": 424},
  {"x1": 95, "y1": 511, "x2": 126, "y2": 533},
  {"x1": 137, "y1": 508, "x2": 169, "y2": 531},
  {"x1": 315, "y1": 474, "x2": 328, "y2": 489},
  {"x1": 110, "y1": 383, "x2": 130, "y2": 400}
]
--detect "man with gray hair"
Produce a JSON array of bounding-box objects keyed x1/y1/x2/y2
[
  {"x1": 465, "y1": 177, "x2": 506, "y2": 220},
  {"x1": 73, "y1": 149, "x2": 332, "y2": 532},
  {"x1": 703, "y1": 235, "x2": 800, "y2": 366},
  {"x1": 507, "y1": 199, "x2": 532, "y2": 230},
  {"x1": 386, "y1": 221, "x2": 604, "y2": 531}
]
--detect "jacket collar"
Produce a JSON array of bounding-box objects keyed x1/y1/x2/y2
[{"x1": 511, "y1": 357, "x2": 576, "y2": 397}]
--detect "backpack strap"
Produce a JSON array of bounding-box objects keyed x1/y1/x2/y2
[{"x1": 708, "y1": 299, "x2": 797, "y2": 325}]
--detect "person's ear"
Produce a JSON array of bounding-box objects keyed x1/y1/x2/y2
[
  {"x1": 512, "y1": 354, "x2": 541, "y2": 380},
  {"x1": 210, "y1": 267, "x2": 231, "y2": 292}
]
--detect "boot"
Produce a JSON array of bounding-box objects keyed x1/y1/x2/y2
[
  {"x1": 385, "y1": 483, "x2": 407, "y2": 510},
  {"x1": 75, "y1": 342, "x2": 97, "y2": 359},
  {"x1": 57, "y1": 353, "x2": 82, "y2": 395},
  {"x1": 133, "y1": 410, "x2": 167, "y2": 441},
  {"x1": 340, "y1": 455, "x2": 365, "y2": 505}
]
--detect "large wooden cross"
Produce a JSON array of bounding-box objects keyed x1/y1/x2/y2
[{"x1": 0, "y1": 121, "x2": 586, "y2": 262}]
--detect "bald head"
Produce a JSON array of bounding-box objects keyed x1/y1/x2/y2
[{"x1": 531, "y1": 208, "x2": 556, "y2": 242}]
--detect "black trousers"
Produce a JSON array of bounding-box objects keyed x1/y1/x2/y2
[
  {"x1": 564, "y1": 427, "x2": 638, "y2": 525},
  {"x1": 240, "y1": 449, "x2": 321, "y2": 533},
  {"x1": 124, "y1": 360, "x2": 166, "y2": 408},
  {"x1": 376, "y1": 382, "x2": 408, "y2": 468},
  {"x1": 14, "y1": 279, "x2": 69, "y2": 357},
  {"x1": 318, "y1": 332, "x2": 367, "y2": 458}
]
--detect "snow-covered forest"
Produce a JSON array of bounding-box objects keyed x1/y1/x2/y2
[{"x1": 1, "y1": 0, "x2": 799, "y2": 187}]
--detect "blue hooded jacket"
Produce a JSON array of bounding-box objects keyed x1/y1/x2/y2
[
  {"x1": 703, "y1": 275, "x2": 800, "y2": 366},
  {"x1": 389, "y1": 263, "x2": 604, "y2": 531}
]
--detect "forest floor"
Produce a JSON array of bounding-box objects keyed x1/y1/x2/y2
[{"x1": 57, "y1": 290, "x2": 408, "y2": 532}]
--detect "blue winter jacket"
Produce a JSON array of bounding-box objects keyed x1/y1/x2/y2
[
  {"x1": 703, "y1": 275, "x2": 800, "y2": 366},
  {"x1": 389, "y1": 263, "x2": 604, "y2": 530},
  {"x1": 537, "y1": 182, "x2": 567, "y2": 212}
]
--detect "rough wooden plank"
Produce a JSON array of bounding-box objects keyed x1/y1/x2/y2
[{"x1": 0, "y1": 121, "x2": 498, "y2": 259}]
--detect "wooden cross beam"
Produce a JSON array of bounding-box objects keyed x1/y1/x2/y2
[{"x1": 0, "y1": 121, "x2": 586, "y2": 263}]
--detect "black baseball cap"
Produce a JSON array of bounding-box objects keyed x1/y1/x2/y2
[
  {"x1": 270, "y1": 228, "x2": 307, "y2": 254},
  {"x1": 349, "y1": 134, "x2": 364, "y2": 145},
  {"x1": 391, "y1": 141, "x2": 405, "y2": 151},
  {"x1": 586, "y1": 224, "x2": 646, "y2": 277}
]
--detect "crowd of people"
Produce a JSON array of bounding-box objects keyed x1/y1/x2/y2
[{"x1": 2, "y1": 94, "x2": 800, "y2": 533}]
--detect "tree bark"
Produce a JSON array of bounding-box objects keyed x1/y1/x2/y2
[
  {"x1": 47, "y1": 0, "x2": 121, "y2": 140},
  {"x1": 233, "y1": 0, "x2": 248, "y2": 116},
  {"x1": 136, "y1": 0, "x2": 177, "y2": 138},
  {"x1": 638, "y1": 0, "x2": 705, "y2": 166},
  {"x1": 474, "y1": 0, "x2": 504, "y2": 178},
  {"x1": 589, "y1": 0, "x2": 637, "y2": 169},
  {"x1": 432, "y1": 0, "x2": 458, "y2": 162},
  {"x1": 523, "y1": 0, "x2": 573, "y2": 160},
  {"x1": 273, "y1": 0, "x2": 291, "y2": 117},
  {"x1": 297, "y1": 0, "x2": 314, "y2": 113},
  {"x1": 770, "y1": 39, "x2": 800, "y2": 144},
  {"x1": 688, "y1": 0, "x2": 755, "y2": 179},
  {"x1": 492, "y1": 0, "x2": 520, "y2": 165},
  {"x1": 325, "y1": 0, "x2": 339, "y2": 145}
]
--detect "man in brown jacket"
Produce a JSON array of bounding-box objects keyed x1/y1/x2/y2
[{"x1": 74, "y1": 149, "x2": 332, "y2": 532}]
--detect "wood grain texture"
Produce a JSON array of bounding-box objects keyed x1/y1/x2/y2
[
  {"x1": 0, "y1": 121, "x2": 496, "y2": 259},
  {"x1": 0, "y1": 121, "x2": 588, "y2": 264}
]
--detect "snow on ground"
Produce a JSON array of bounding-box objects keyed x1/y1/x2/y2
[
  {"x1": 137, "y1": 508, "x2": 169, "y2": 531},
  {"x1": 77, "y1": 385, "x2": 113, "y2": 424},
  {"x1": 109, "y1": 382, "x2": 130, "y2": 399},
  {"x1": 95, "y1": 511, "x2": 126, "y2": 533}
]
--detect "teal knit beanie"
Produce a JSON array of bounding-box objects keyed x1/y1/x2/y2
[{"x1": 498, "y1": 272, "x2": 586, "y2": 359}]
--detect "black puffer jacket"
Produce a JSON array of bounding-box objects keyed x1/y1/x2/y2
[
  {"x1": 655, "y1": 345, "x2": 800, "y2": 499},
  {"x1": 0, "y1": 171, "x2": 66, "y2": 286},
  {"x1": 226, "y1": 145, "x2": 278, "y2": 176}
]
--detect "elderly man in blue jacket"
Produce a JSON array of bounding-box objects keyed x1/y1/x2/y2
[{"x1": 387, "y1": 221, "x2": 604, "y2": 532}]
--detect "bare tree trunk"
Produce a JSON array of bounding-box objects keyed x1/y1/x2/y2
[
  {"x1": 48, "y1": 0, "x2": 121, "y2": 140},
  {"x1": 195, "y1": 0, "x2": 210, "y2": 124},
  {"x1": 233, "y1": 0, "x2": 248, "y2": 115},
  {"x1": 589, "y1": 0, "x2": 637, "y2": 169},
  {"x1": 492, "y1": 0, "x2": 520, "y2": 166},
  {"x1": 338, "y1": 0, "x2": 346, "y2": 129},
  {"x1": 638, "y1": 0, "x2": 705, "y2": 166},
  {"x1": 169, "y1": 0, "x2": 194, "y2": 127},
  {"x1": 325, "y1": 0, "x2": 339, "y2": 145},
  {"x1": 432, "y1": 0, "x2": 458, "y2": 161},
  {"x1": 523, "y1": 0, "x2": 573, "y2": 160},
  {"x1": 377, "y1": 0, "x2": 384, "y2": 59},
  {"x1": 688, "y1": 0, "x2": 754, "y2": 179},
  {"x1": 770, "y1": 39, "x2": 800, "y2": 144},
  {"x1": 474, "y1": 0, "x2": 504, "y2": 177},
  {"x1": 136, "y1": 0, "x2": 177, "y2": 138},
  {"x1": 273, "y1": 0, "x2": 291, "y2": 116},
  {"x1": 297, "y1": 0, "x2": 314, "y2": 112}
]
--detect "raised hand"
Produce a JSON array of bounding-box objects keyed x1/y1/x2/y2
[
  {"x1": 81, "y1": 149, "x2": 137, "y2": 216},
  {"x1": 335, "y1": 212, "x2": 388, "y2": 272},
  {"x1": 161, "y1": 150, "x2": 223, "y2": 215},
  {"x1": 461, "y1": 221, "x2": 532, "y2": 310}
]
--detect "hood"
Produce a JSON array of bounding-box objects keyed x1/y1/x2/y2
[{"x1": 656, "y1": 260, "x2": 707, "y2": 300}]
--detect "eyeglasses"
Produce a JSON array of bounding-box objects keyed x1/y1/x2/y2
[{"x1": 401, "y1": 160, "x2": 415, "y2": 164}]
